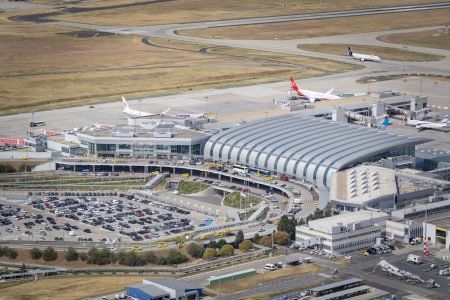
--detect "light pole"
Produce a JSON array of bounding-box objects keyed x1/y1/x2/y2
[
  {"x1": 402, "y1": 45, "x2": 408, "y2": 74},
  {"x1": 204, "y1": 96, "x2": 208, "y2": 114}
]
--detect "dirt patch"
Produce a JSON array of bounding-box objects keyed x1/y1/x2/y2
[{"x1": 356, "y1": 73, "x2": 450, "y2": 84}]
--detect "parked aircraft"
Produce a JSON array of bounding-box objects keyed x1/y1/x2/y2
[
  {"x1": 122, "y1": 96, "x2": 170, "y2": 118},
  {"x1": 416, "y1": 115, "x2": 448, "y2": 131},
  {"x1": 347, "y1": 47, "x2": 381, "y2": 62},
  {"x1": 289, "y1": 76, "x2": 341, "y2": 103}
]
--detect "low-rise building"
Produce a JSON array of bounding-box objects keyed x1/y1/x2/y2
[
  {"x1": 126, "y1": 278, "x2": 202, "y2": 300},
  {"x1": 295, "y1": 210, "x2": 389, "y2": 254}
]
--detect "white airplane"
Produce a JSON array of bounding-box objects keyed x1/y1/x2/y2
[
  {"x1": 289, "y1": 76, "x2": 341, "y2": 103},
  {"x1": 416, "y1": 115, "x2": 448, "y2": 131},
  {"x1": 122, "y1": 96, "x2": 170, "y2": 118},
  {"x1": 347, "y1": 47, "x2": 381, "y2": 62}
]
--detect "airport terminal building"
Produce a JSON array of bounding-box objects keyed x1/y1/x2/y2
[
  {"x1": 205, "y1": 114, "x2": 429, "y2": 189},
  {"x1": 47, "y1": 123, "x2": 211, "y2": 159}
]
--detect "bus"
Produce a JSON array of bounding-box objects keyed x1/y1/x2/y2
[
  {"x1": 232, "y1": 164, "x2": 248, "y2": 174},
  {"x1": 30, "y1": 121, "x2": 45, "y2": 127},
  {"x1": 248, "y1": 166, "x2": 270, "y2": 176}
]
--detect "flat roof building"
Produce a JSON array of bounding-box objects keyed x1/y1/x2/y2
[
  {"x1": 126, "y1": 278, "x2": 202, "y2": 300},
  {"x1": 296, "y1": 210, "x2": 389, "y2": 254}
]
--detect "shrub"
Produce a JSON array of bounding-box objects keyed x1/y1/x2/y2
[
  {"x1": 259, "y1": 236, "x2": 272, "y2": 247},
  {"x1": 5, "y1": 248, "x2": 18, "y2": 259},
  {"x1": 42, "y1": 247, "x2": 58, "y2": 261},
  {"x1": 219, "y1": 244, "x2": 234, "y2": 256},
  {"x1": 202, "y1": 248, "x2": 216, "y2": 260},
  {"x1": 273, "y1": 231, "x2": 290, "y2": 246},
  {"x1": 166, "y1": 250, "x2": 188, "y2": 265},
  {"x1": 118, "y1": 252, "x2": 146, "y2": 266},
  {"x1": 65, "y1": 247, "x2": 79, "y2": 262},
  {"x1": 239, "y1": 240, "x2": 253, "y2": 251},
  {"x1": 30, "y1": 248, "x2": 42, "y2": 260},
  {"x1": 186, "y1": 243, "x2": 203, "y2": 258}
]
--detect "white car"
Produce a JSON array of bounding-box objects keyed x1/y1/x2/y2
[
  {"x1": 345, "y1": 255, "x2": 352, "y2": 260},
  {"x1": 264, "y1": 263, "x2": 277, "y2": 271}
]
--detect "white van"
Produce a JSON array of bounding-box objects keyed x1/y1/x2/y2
[{"x1": 264, "y1": 263, "x2": 277, "y2": 271}]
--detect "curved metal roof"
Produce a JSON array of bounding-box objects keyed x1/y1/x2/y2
[{"x1": 205, "y1": 114, "x2": 430, "y2": 188}]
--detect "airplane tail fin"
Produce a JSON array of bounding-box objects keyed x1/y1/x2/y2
[
  {"x1": 290, "y1": 76, "x2": 304, "y2": 96},
  {"x1": 325, "y1": 88, "x2": 335, "y2": 95},
  {"x1": 347, "y1": 46, "x2": 353, "y2": 57},
  {"x1": 442, "y1": 115, "x2": 449, "y2": 125},
  {"x1": 122, "y1": 96, "x2": 129, "y2": 109}
]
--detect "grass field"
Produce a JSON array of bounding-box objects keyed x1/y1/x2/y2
[
  {"x1": 378, "y1": 28, "x2": 450, "y2": 50},
  {"x1": 45, "y1": 0, "x2": 450, "y2": 26},
  {"x1": 180, "y1": 9, "x2": 450, "y2": 40},
  {"x1": 0, "y1": 275, "x2": 147, "y2": 300},
  {"x1": 0, "y1": 24, "x2": 358, "y2": 115},
  {"x1": 178, "y1": 180, "x2": 209, "y2": 194},
  {"x1": 211, "y1": 263, "x2": 322, "y2": 293},
  {"x1": 297, "y1": 44, "x2": 444, "y2": 61},
  {"x1": 223, "y1": 191, "x2": 261, "y2": 209}
]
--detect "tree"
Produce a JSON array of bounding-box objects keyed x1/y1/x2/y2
[
  {"x1": 273, "y1": 231, "x2": 290, "y2": 246},
  {"x1": 219, "y1": 244, "x2": 234, "y2": 256},
  {"x1": 79, "y1": 252, "x2": 88, "y2": 262},
  {"x1": 253, "y1": 233, "x2": 261, "y2": 243},
  {"x1": 202, "y1": 248, "x2": 216, "y2": 260},
  {"x1": 166, "y1": 250, "x2": 188, "y2": 265},
  {"x1": 239, "y1": 240, "x2": 253, "y2": 251},
  {"x1": 186, "y1": 243, "x2": 203, "y2": 259},
  {"x1": 42, "y1": 247, "x2": 58, "y2": 261},
  {"x1": 235, "y1": 230, "x2": 244, "y2": 245},
  {"x1": 298, "y1": 218, "x2": 305, "y2": 225},
  {"x1": 118, "y1": 252, "x2": 146, "y2": 266},
  {"x1": 65, "y1": 247, "x2": 79, "y2": 261},
  {"x1": 30, "y1": 248, "x2": 42, "y2": 260},
  {"x1": 206, "y1": 240, "x2": 218, "y2": 249},
  {"x1": 259, "y1": 235, "x2": 272, "y2": 247},
  {"x1": 6, "y1": 248, "x2": 18, "y2": 259},
  {"x1": 19, "y1": 263, "x2": 27, "y2": 273},
  {"x1": 216, "y1": 239, "x2": 227, "y2": 249},
  {"x1": 277, "y1": 215, "x2": 298, "y2": 240}
]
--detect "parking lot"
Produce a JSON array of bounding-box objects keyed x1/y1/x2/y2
[{"x1": 0, "y1": 191, "x2": 208, "y2": 247}]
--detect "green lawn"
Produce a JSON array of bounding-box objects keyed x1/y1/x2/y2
[
  {"x1": 177, "y1": 180, "x2": 209, "y2": 194},
  {"x1": 223, "y1": 191, "x2": 261, "y2": 209}
]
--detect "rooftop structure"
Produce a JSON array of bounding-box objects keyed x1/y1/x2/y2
[
  {"x1": 307, "y1": 210, "x2": 389, "y2": 235},
  {"x1": 205, "y1": 115, "x2": 430, "y2": 189},
  {"x1": 330, "y1": 165, "x2": 396, "y2": 209}
]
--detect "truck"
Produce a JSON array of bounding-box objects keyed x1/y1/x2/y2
[{"x1": 407, "y1": 254, "x2": 422, "y2": 264}]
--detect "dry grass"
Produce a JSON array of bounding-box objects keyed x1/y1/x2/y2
[
  {"x1": 378, "y1": 28, "x2": 450, "y2": 50},
  {"x1": 180, "y1": 9, "x2": 450, "y2": 40},
  {"x1": 47, "y1": 0, "x2": 450, "y2": 26},
  {"x1": 297, "y1": 44, "x2": 444, "y2": 61},
  {"x1": 0, "y1": 26, "x2": 358, "y2": 115},
  {"x1": 211, "y1": 263, "x2": 322, "y2": 294},
  {"x1": 0, "y1": 275, "x2": 148, "y2": 300}
]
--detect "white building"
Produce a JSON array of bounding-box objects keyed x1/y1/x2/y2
[{"x1": 296, "y1": 210, "x2": 389, "y2": 254}]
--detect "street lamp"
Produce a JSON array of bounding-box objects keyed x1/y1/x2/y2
[
  {"x1": 402, "y1": 45, "x2": 408, "y2": 74},
  {"x1": 204, "y1": 96, "x2": 208, "y2": 114}
]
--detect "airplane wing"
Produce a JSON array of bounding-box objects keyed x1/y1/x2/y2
[{"x1": 325, "y1": 88, "x2": 335, "y2": 95}]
